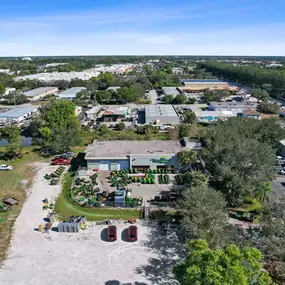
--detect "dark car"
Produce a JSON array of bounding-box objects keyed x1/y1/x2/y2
[
  {"x1": 53, "y1": 158, "x2": 70, "y2": 165},
  {"x1": 108, "y1": 225, "x2": 117, "y2": 241},
  {"x1": 128, "y1": 225, "x2": 138, "y2": 241}
]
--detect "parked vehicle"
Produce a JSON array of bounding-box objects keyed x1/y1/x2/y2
[
  {"x1": 278, "y1": 169, "x2": 285, "y2": 175},
  {"x1": 63, "y1": 152, "x2": 75, "y2": 157},
  {"x1": 0, "y1": 164, "x2": 13, "y2": 171},
  {"x1": 53, "y1": 158, "x2": 70, "y2": 165},
  {"x1": 128, "y1": 225, "x2": 138, "y2": 241},
  {"x1": 108, "y1": 225, "x2": 117, "y2": 241}
]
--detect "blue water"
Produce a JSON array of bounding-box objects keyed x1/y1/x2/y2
[{"x1": 0, "y1": 136, "x2": 33, "y2": 146}]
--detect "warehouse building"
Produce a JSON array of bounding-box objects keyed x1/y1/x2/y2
[
  {"x1": 23, "y1": 87, "x2": 58, "y2": 101},
  {"x1": 209, "y1": 101, "x2": 258, "y2": 113},
  {"x1": 162, "y1": 87, "x2": 181, "y2": 96},
  {"x1": 15, "y1": 71, "x2": 100, "y2": 82},
  {"x1": 85, "y1": 139, "x2": 199, "y2": 171},
  {"x1": 178, "y1": 79, "x2": 238, "y2": 93},
  {"x1": 194, "y1": 110, "x2": 237, "y2": 123},
  {"x1": 145, "y1": 105, "x2": 179, "y2": 125},
  {"x1": 58, "y1": 87, "x2": 87, "y2": 99},
  {"x1": 0, "y1": 106, "x2": 37, "y2": 123}
]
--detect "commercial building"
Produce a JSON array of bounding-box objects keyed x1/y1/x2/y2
[
  {"x1": 85, "y1": 139, "x2": 198, "y2": 171},
  {"x1": 209, "y1": 101, "x2": 258, "y2": 113},
  {"x1": 58, "y1": 87, "x2": 87, "y2": 99},
  {"x1": 145, "y1": 105, "x2": 179, "y2": 125},
  {"x1": 0, "y1": 106, "x2": 37, "y2": 123},
  {"x1": 161, "y1": 87, "x2": 181, "y2": 96},
  {"x1": 178, "y1": 79, "x2": 238, "y2": 93},
  {"x1": 86, "y1": 106, "x2": 102, "y2": 120},
  {"x1": 23, "y1": 87, "x2": 58, "y2": 101},
  {"x1": 97, "y1": 106, "x2": 129, "y2": 122},
  {"x1": 194, "y1": 110, "x2": 237, "y2": 123},
  {"x1": 15, "y1": 71, "x2": 100, "y2": 82}
]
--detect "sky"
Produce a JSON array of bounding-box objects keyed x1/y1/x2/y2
[{"x1": 0, "y1": 0, "x2": 285, "y2": 56}]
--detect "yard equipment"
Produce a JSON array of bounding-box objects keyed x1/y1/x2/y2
[
  {"x1": 0, "y1": 203, "x2": 9, "y2": 212},
  {"x1": 38, "y1": 224, "x2": 43, "y2": 232}
]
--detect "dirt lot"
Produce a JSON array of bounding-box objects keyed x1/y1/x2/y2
[{"x1": 0, "y1": 164, "x2": 182, "y2": 285}]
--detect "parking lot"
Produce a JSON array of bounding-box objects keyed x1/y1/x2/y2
[{"x1": 0, "y1": 164, "x2": 181, "y2": 285}]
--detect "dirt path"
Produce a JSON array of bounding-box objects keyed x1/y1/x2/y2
[{"x1": 0, "y1": 164, "x2": 180, "y2": 285}]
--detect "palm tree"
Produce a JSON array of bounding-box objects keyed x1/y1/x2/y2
[
  {"x1": 178, "y1": 150, "x2": 197, "y2": 170},
  {"x1": 254, "y1": 182, "x2": 272, "y2": 204}
]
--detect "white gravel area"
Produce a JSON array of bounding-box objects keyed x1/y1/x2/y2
[{"x1": 0, "y1": 163, "x2": 181, "y2": 285}]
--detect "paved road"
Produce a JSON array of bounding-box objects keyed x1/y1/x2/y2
[
  {"x1": 149, "y1": 89, "x2": 158, "y2": 105},
  {"x1": 271, "y1": 175, "x2": 285, "y2": 203}
]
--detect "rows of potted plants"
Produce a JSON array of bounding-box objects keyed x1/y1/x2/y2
[
  {"x1": 158, "y1": 174, "x2": 170, "y2": 184},
  {"x1": 129, "y1": 168, "x2": 174, "y2": 174}
]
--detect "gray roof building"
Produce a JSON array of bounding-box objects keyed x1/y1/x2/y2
[
  {"x1": 85, "y1": 140, "x2": 186, "y2": 159},
  {"x1": 58, "y1": 87, "x2": 87, "y2": 99},
  {"x1": 209, "y1": 101, "x2": 258, "y2": 111},
  {"x1": 23, "y1": 87, "x2": 58, "y2": 100},
  {"x1": 162, "y1": 87, "x2": 181, "y2": 96},
  {"x1": 0, "y1": 106, "x2": 37, "y2": 122},
  {"x1": 145, "y1": 105, "x2": 179, "y2": 125}
]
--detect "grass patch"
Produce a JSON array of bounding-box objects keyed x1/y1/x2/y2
[
  {"x1": 54, "y1": 172, "x2": 141, "y2": 221},
  {"x1": 0, "y1": 147, "x2": 48, "y2": 263}
]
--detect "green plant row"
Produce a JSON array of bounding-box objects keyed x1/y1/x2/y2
[{"x1": 158, "y1": 174, "x2": 170, "y2": 184}]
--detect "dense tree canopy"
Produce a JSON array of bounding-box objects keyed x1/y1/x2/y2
[
  {"x1": 256, "y1": 102, "x2": 278, "y2": 114},
  {"x1": 38, "y1": 99, "x2": 81, "y2": 152},
  {"x1": 202, "y1": 118, "x2": 283, "y2": 205},
  {"x1": 200, "y1": 61, "x2": 285, "y2": 97},
  {"x1": 177, "y1": 185, "x2": 230, "y2": 248},
  {"x1": 173, "y1": 239, "x2": 274, "y2": 285}
]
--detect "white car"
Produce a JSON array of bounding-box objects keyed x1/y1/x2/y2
[{"x1": 0, "y1": 164, "x2": 13, "y2": 171}]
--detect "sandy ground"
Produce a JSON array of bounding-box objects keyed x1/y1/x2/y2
[{"x1": 0, "y1": 163, "x2": 181, "y2": 285}]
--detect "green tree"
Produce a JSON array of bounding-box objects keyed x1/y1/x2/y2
[
  {"x1": 163, "y1": 94, "x2": 174, "y2": 104},
  {"x1": 173, "y1": 94, "x2": 187, "y2": 104},
  {"x1": 178, "y1": 150, "x2": 197, "y2": 167},
  {"x1": 177, "y1": 185, "x2": 230, "y2": 248},
  {"x1": 178, "y1": 124, "x2": 189, "y2": 138},
  {"x1": 175, "y1": 171, "x2": 208, "y2": 187},
  {"x1": 94, "y1": 72, "x2": 113, "y2": 90},
  {"x1": 173, "y1": 239, "x2": 274, "y2": 285},
  {"x1": 38, "y1": 99, "x2": 81, "y2": 152},
  {"x1": 0, "y1": 83, "x2": 5, "y2": 97},
  {"x1": 203, "y1": 118, "x2": 278, "y2": 205},
  {"x1": 254, "y1": 181, "x2": 272, "y2": 204},
  {"x1": 182, "y1": 110, "x2": 197, "y2": 124},
  {"x1": 252, "y1": 88, "x2": 270, "y2": 102},
  {"x1": 5, "y1": 126, "x2": 23, "y2": 158},
  {"x1": 117, "y1": 87, "x2": 137, "y2": 103},
  {"x1": 99, "y1": 124, "x2": 110, "y2": 135},
  {"x1": 257, "y1": 102, "x2": 278, "y2": 114}
]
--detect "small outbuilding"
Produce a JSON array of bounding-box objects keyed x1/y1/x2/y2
[{"x1": 4, "y1": 197, "x2": 19, "y2": 205}]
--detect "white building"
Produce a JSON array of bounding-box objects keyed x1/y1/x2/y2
[{"x1": 58, "y1": 87, "x2": 87, "y2": 99}]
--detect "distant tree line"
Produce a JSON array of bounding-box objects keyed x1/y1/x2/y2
[{"x1": 199, "y1": 61, "x2": 285, "y2": 97}]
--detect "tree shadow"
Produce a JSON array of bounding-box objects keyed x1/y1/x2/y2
[
  {"x1": 101, "y1": 228, "x2": 109, "y2": 242},
  {"x1": 70, "y1": 152, "x2": 86, "y2": 171},
  {"x1": 135, "y1": 221, "x2": 183, "y2": 285},
  {"x1": 105, "y1": 281, "x2": 147, "y2": 285}
]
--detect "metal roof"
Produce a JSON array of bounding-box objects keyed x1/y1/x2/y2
[
  {"x1": 162, "y1": 87, "x2": 181, "y2": 96},
  {"x1": 145, "y1": 105, "x2": 178, "y2": 119},
  {"x1": 23, "y1": 87, "x2": 57, "y2": 98},
  {"x1": 58, "y1": 87, "x2": 87, "y2": 98},
  {"x1": 180, "y1": 79, "x2": 222, "y2": 83},
  {"x1": 85, "y1": 140, "x2": 185, "y2": 158},
  {"x1": 0, "y1": 107, "x2": 37, "y2": 118}
]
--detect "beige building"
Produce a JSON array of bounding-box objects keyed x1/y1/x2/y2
[
  {"x1": 178, "y1": 79, "x2": 238, "y2": 93},
  {"x1": 24, "y1": 87, "x2": 58, "y2": 101}
]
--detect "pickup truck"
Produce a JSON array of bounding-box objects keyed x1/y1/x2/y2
[{"x1": 0, "y1": 164, "x2": 13, "y2": 171}]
